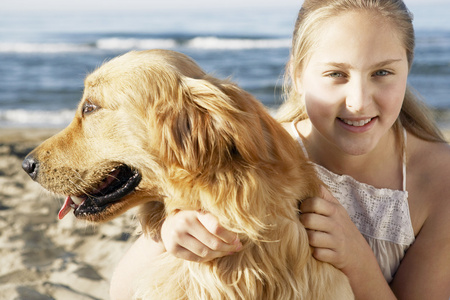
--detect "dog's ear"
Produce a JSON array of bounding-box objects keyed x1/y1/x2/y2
[{"x1": 155, "y1": 76, "x2": 270, "y2": 173}]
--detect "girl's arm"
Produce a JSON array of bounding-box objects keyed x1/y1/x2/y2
[{"x1": 390, "y1": 195, "x2": 450, "y2": 299}]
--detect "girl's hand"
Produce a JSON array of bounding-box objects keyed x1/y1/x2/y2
[
  {"x1": 161, "y1": 210, "x2": 242, "y2": 262},
  {"x1": 299, "y1": 187, "x2": 373, "y2": 274},
  {"x1": 300, "y1": 187, "x2": 399, "y2": 299}
]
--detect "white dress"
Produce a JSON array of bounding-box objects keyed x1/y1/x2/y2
[{"x1": 291, "y1": 123, "x2": 415, "y2": 282}]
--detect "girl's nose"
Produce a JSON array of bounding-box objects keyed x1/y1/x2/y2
[{"x1": 345, "y1": 78, "x2": 372, "y2": 112}]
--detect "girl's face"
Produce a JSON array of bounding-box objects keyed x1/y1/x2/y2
[{"x1": 297, "y1": 10, "x2": 409, "y2": 156}]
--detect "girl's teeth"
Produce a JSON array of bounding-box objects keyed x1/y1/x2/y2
[{"x1": 342, "y1": 118, "x2": 372, "y2": 127}]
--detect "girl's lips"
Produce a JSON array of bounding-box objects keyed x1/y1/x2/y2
[{"x1": 337, "y1": 117, "x2": 377, "y2": 132}]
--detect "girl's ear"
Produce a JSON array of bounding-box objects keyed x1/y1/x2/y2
[{"x1": 293, "y1": 72, "x2": 304, "y2": 96}]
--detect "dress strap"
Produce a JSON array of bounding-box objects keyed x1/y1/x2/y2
[
  {"x1": 402, "y1": 128, "x2": 407, "y2": 192},
  {"x1": 291, "y1": 121, "x2": 309, "y2": 159}
]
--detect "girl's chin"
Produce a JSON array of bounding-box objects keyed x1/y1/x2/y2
[{"x1": 338, "y1": 144, "x2": 376, "y2": 156}]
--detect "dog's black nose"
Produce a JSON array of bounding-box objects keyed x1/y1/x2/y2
[{"x1": 22, "y1": 155, "x2": 39, "y2": 181}]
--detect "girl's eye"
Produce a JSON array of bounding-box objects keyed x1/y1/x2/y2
[
  {"x1": 374, "y1": 70, "x2": 391, "y2": 77},
  {"x1": 82, "y1": 99, "x2": 100, "y2": 116},
  {"x1": 328, "y1": 72, "x2": 344, "y2": 78}
]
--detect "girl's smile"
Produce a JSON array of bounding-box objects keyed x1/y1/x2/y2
[{"x1": 337, "y1": 117, "x2": 377, "y2": 133}]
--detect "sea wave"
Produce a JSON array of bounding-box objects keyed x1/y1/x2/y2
[
  {"x1": 185, "y1": 37, "x2": 291, "y2": 49},
  {"x1": 96, "y1": 38, "x2": 178, "y2": 50},
  {"x1": 1, "y1": 32, "x2": 447, "y2": 54},
  {"x1": 2, "y1": 34, "x2": 446, "y2": 54},
  {"x1": 0, "y1": 37, "x2": 291, "y2": 54},
  {"x1": 0, "y1": 109, "x2": 75, "y2": 128},
  {"x1": 0, "y1": 43, "x2": 93, "y2": 53}
]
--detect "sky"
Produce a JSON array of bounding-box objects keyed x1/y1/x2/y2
[{"x1": 2, "y1": 0, "x2": 448, "y2": 12}]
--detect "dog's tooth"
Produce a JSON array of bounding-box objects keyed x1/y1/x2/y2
[{"x1": 71, "y1": 195, "x2": 84, "y2": 205}]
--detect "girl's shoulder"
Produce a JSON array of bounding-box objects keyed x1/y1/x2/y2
[
  {"x1": 407, "y1": 133, "x2": 450, "y2": 221},
  {"x1": 408, "y1": 134, "x2": 450, "y2": 181}
]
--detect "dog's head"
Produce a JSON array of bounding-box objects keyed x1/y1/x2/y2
[{"x1": 23, "y1": 50, "x2": 314, "y2": 234}]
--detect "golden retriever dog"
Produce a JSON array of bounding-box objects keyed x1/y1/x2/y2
[{"x1": 22, "y1": 49, "x2": 353, "y2": 299}]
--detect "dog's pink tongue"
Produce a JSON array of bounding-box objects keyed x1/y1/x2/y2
[{"x1": 58, "y1": 196, "x2": 73, "y2": 220}]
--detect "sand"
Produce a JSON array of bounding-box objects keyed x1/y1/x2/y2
[
  {"x1": 0, "y1": 128, "x2": 140, "y2": 300},
  {"x1": 1, "y1": 127, "x2": 449, "y2": 300}
]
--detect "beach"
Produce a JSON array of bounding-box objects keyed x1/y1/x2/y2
[
  {"x1": 0, "y1": 126, "x2": 448, "y2": 299},
  {"x1": 0, "y1": 128, "x2": 140, "y2": 300},
  {"x1": 0, "y1": 2, "x2": 449, "y2": 299}
]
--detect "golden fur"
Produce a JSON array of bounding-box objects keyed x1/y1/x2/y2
[{"x1": 25, "y1": 50, "x2": 353, "y2": 299}]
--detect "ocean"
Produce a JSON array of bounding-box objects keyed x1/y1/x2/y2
[{"x1": 1, "y1": 3, "x2": 449, "y2": 128}]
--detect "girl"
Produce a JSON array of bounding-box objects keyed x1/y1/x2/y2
[{"x1": 111, "y1": 1, "x2": 450, "y2": 299}]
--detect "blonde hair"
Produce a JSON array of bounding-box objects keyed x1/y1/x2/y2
[{"x1": 277, "y1": 0, "x2": 446, "y2": 143}]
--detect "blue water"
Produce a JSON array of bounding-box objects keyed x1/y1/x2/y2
[{"x1": 0, "y1": 4, "x2": 449, "y2": 128}]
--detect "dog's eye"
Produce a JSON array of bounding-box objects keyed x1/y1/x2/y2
[{"x1": 82, "y1": 100, "x2": 100, "y2": 116}]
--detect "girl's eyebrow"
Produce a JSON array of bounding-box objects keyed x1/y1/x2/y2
[
  {"x1": 321, "y1": 59, "x2": 403, "y2": 70},
  {"x1": 371, "y1": 58, "x2": 404, "y2": 69}
]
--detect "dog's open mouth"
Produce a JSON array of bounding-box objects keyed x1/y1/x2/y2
[{"x1": 58, "y1": 165, "x2": 142, "y2": 220}]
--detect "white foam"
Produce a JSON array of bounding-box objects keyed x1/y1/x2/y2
[
  {"x1": 96, "y1": 38, "x2": 178, "y2": 50},
  {"x1": 0, "y1": 37, "x2": 291, "y2": 53},
  {"x1": 186, "y1": 37, "x2": 291, "y2": 50},
  {"x1": 0, "y1": 109, "x2": 75, "y2": 127},
  {"x1": 0, "y1": 42, "x2": 92, "y2": 53}
]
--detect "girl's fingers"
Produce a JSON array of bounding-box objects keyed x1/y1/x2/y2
[
  {"x1": 188, "y1": 214, "x2": 242, "y2": 255},
  {"x1": 175, "y1": 233, "x2": 233, "y2": 262},
  {"x1": 305, "y1": 228, "x2": 335, "y2": 249},
  {"x1": 320, "y1": 186, "x2": 339, "y2": 204},
  {"x1": 300, "y1": 195, "x2": 339, "y2": 217},
  {"x1": 299, "y1": 186, "x2": 339, "y2": 215},
  {"x1": 311, "y1": 246, "x2": 338, "y2": 264},
  {"x1": 161, "y1": 210, "x2": 242, "y2": 262},
  {"x1": 299, "y1": 211, "x2": 332, "y2": 232},
  {"x1": 300, "y1": 197, "x2": 336, "y2": 220},
  {"x1": 196, "y1": 211, "x2": 241, "y2": 245}
]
